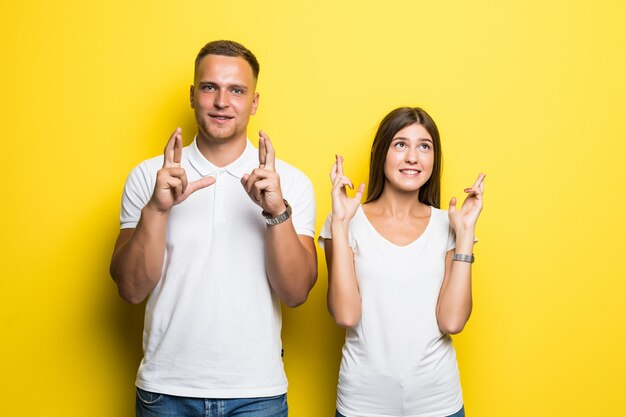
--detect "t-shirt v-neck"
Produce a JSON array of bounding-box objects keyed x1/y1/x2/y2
[{"x1": 358, "y1": 205, "x2": 433, "y2": 249}]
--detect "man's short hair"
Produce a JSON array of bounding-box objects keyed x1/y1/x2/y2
[{"x1": 195, "y1": 40, "x2": 260, "y2": 79}]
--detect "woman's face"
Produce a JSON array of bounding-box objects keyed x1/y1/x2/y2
[{"x1": 383, "y1": 123, "x2": 435, "y2": 193}]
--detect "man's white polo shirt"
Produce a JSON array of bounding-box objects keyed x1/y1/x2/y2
[{"x1": 120, "y1": 138, "x2": 316, "y2": 398}]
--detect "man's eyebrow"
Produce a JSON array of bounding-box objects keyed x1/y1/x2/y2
[
  {"x1": 197, "y1": 81, "x2": 248, "y2": 90},
  {"x1": 229, "y1": 84, "x2": 248, "y2": 91}
]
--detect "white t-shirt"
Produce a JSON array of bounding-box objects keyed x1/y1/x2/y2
[
  {"x1": 319, "y1": 206, "x2": 463, "y2": 417},
  {"x1": 120, "y1": 138, "x2": 315, "y2": 398}
]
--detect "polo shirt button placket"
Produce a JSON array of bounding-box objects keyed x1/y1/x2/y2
[{"x1": 214, "y1": 169, "x2": 226, "y2": 225}]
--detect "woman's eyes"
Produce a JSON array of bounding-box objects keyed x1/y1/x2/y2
[{"x1": 393, "y1": 142, "x2": 430, "y2": 150}]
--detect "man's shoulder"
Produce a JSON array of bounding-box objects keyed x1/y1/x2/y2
[
  {"x1": 128, "y1": 152, "x2": 161, "y2": 169},
  {"x1": 129, "y1": 147, "x2": 185, "y2": 176},
  {"x1": 275, "y1": 157, "x2": 311, "y2": 184}
]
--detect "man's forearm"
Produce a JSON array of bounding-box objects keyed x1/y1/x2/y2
[
  {"x1": 265, "y1": 219, "x2": 317, "y2": 308},
  {"x1": 110, "y1": 206, "x2": 169, "y2": 304}
]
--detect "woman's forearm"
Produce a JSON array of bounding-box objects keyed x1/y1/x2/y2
[
  {"x1": 436, "y1": 232, "x2": 475, "y2": 334},
  {"x1": 326, "y1": 221, "x2": 362, "y2": 328}
]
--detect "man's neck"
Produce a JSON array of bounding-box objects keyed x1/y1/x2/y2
[{"x1": 196, "y1": 133, "x2": 248, "y2": 167}]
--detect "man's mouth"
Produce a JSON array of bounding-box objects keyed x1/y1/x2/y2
[{"x1": 209, "y1": 114, "x2": 234, "y2": 122}]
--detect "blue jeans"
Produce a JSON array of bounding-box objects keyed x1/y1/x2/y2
[
  {"x1": 335, "y1": 405, "x2": 464, "y2": 417},
  {"x1": 136, "y1": 388, "x2": 288, "y2": 417}
]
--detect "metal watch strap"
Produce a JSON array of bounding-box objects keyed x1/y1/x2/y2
[
  {"x1": 262, "y1": 199, "x2": 292, "y2": 226},
  {"x1": 452, "y1": 253, "x2": 475, "y2": 263}
]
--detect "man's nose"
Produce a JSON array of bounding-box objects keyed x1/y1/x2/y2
[{"x1": 214, "y1": 90, "x2": 228, "y2": 108}]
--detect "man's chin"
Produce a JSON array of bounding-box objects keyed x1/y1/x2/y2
[{"x1": 200, "y1": 127, "x2": 239, "y2": 144}]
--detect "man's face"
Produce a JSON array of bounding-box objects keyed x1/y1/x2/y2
[{"x1": 190, "y1": 54, "x2": 259, "y2": 144}]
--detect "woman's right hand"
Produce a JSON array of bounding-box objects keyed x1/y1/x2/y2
[{"x1": 330, "y1": 155, "x2": 366, "y2": 223}]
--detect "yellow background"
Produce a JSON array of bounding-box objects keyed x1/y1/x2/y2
[{"x1": 2, "y1": 1, "x2": 625, "y2": 416}]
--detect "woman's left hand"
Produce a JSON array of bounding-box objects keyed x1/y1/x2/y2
[{"x1": 448, "y1": 173, "x2": 486, "y2": 233}]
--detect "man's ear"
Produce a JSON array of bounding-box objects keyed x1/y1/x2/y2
[
  {"x1": 189, "y1": 85, "x2": 195, "y2": 108},
  {"x1": 251, "y1": 92, "x2": 259, "y2": 115}
]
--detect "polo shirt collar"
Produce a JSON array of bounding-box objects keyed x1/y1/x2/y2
[{"x1": 188, "y1": 136, "x2": 258, "y2": 179}]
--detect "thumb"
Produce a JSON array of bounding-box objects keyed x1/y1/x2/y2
[
  {"x1": 449, "y1": 197, "x2": 457, "y2": 214},
  {"x1": 354, "y1": 183, "x2": 366, "y2": 201}
]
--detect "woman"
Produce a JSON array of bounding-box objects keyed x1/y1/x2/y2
[{"x1": 319, "y1": 107, "x2": 485, "y2": 417}]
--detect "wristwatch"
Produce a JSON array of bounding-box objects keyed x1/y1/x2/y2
[{"x1": 262, "y1": 199, "x2": 292, "y2": 226}]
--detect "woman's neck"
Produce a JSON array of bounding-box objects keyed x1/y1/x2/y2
[{"x1": 366, "y1": 187, "x2": 428, "y2": 219}]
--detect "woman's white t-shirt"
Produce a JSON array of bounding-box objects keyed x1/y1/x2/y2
[{"x1": 319, "y1": 206, "x2": 463, "y2": 417}]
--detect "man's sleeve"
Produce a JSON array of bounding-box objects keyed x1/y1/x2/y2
[
  {"x1": 120, "y1": 163, "x2": 153, "y2": 229},
  {"x1": 284, "y1": 171, "x2": 316, "y2": 238}
]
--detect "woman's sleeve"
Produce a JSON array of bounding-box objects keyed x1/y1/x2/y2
[
  {"x1": 317, "y1": 212, "x2": 333, "y2": 250},
  {"x1": 317, "y1": 212, "x2": 357, "y2": 253}
]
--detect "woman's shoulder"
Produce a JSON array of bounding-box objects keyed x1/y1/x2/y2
[
  {"x1": 430, "y1": 206, "x2": 449, "y2": 218},
  {"x1": 429, "y1": 206, "x2": 453, "y2": 228},
  {"x1": 349, "y1": 205, "x2": 368, "y2": 228},
  {"x1": 320, "y1": 206, "x2": 367, "y2": 235}
]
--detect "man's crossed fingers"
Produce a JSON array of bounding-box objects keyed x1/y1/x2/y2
[
  {"x1": 258, "y1": 130, "x2": 275, "y2": 171},
  {"x1": 149, "y1": 128, "x2": 215, "y2": 213},
  {"x1": 241, "y1": 131, "x2": 285, "y2": 216}
]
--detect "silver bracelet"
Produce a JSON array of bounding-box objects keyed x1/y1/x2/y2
[{"x1": 452, "y1": 253, "x2": 475, "y2": 264}]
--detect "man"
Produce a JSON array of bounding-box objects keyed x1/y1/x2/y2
[{"x1": 110, "y1": 40, "x2": 317, "y2": 417}]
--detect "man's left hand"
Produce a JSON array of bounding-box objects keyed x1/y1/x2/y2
[{"x1": 241, "y1": 130, "x2": 286, "y2": 216}]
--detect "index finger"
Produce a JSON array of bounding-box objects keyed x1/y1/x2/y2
[
  {"x1": 163, "y1": 128, "x2": 182, "y2": 168},
  {"x1": 259, "y1": 130, "x2": 275, "y2": 170},
  {"x1": 258, "y1": 137, "x2": 266, "y2": 168},
  {"x1": 330, "y1": 159, "x2": 338, "y2": 182},
  {"x1": 336, "y1": 154, "x2": 344, "y2": 177},
  {"x1": 472, "y1": 173, "x2": 486, "y2": 189}
]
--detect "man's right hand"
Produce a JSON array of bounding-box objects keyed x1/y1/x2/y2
[{"x1": 147, "y1": 128, "x2": 215, "y2": 213}]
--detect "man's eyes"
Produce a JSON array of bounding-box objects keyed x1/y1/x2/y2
[{"x1": 200, "y1": 85, "x2": 245, "y2": 94}]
